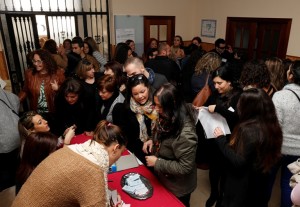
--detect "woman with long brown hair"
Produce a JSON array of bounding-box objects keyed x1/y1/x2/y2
[
  {"x1": 16, "y1": 132, "x2": 58, "y2": 193},
  {"x1": 213, "y1": 88, "x2": 282, "y2": 207}
]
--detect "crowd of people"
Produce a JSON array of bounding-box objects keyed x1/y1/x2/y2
[{"x1": 1, "y1": 34, "x2": 300, "y2": 207}]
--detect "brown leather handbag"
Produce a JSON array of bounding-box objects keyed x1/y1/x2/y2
[{"x1": 192, "y1": 74, "x2": 211, "y2": 107}]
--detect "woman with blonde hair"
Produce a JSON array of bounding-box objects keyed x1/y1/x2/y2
[
  {"x1": 76, "y1": 60, "x2": 102, "y2": 132},
  {"x1": 191, "y1": 52, "x2": 222, "y2": 100},
  {"x1": 13, "y1": 120, "x2": 127, "y2": 206}
]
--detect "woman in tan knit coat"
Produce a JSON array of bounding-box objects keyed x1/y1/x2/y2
[{"x1": 12, "y1": 120, "x2": 127, "y2": 207}]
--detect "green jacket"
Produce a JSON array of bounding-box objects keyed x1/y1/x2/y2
[{"x1": 154, "y1": 117, "x2": 198, "y2": 197}]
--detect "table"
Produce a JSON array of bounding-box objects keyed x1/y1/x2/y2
[{"x1": 71, "y1": 134, "x2": 185, "y2": 207}]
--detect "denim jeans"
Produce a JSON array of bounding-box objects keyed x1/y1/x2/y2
[{"x1": 281, "y1": 155, "x2": 299, "y2": 207}]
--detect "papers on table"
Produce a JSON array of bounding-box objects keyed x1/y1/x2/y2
[
  {"x1": 198, "y1": 107, "x2": 231, "y2": 139},
  {"x1": 116, "y1": 154, "x2": 139, "y2": 171},
  {"x1": 122, "y1": 174, "x2": 149, "y2": 196}
]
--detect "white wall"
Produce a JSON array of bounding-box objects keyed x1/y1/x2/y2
[
  {"x1": 111, "y1": 0, "x2": 300, "y2": 56},
  {"x1": 111, "y1": 0, "x2": 198, "y2": 45}
]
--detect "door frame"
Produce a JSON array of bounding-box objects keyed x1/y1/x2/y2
[{"x1": 144, "y1": 16, "x2": 175, "y2": 50}]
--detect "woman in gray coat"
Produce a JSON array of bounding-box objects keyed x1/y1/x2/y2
[
  {"x1": 145, "y1": 83, "x2": 198, "y2": 207},
  {"x1": 272, "y1": 60, "x2": 300, "y2": 207}
]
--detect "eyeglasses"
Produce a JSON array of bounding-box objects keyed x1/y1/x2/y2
[
  {"x1": 218, "y1": 46, "x2": 225, "y2": 50},
  {"x1": 128, "y1": 74, "x2": 144, "y2": 82},
  {"x1": 32, "y1": 60, "x2": 43, "y2": 65},
  {"x1": 82, "y1": 59, "x2": 92, "y2": 65}
]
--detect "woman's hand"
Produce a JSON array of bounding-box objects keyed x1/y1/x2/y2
[
  {"x1": 84, "y1": 131, "x2": 94, "y2": 137},
  {"x1": 142, "y1": 140, "x2": 153, "y2": 154},
  {"x1": 208, "y1": 105, "x2": 216, "y2": 113},
  {"x1": 145, "y1": 155, "x2": 158, "y2": 167},
  {"x1": 114, "y1": 194, "x2": 122, "y2": 207},
  {"x1": 213, "y1": 127, "x2": 224, "y2": 138},
  {"x1": 64, "y1": 126, "x2": 76, "y2": 144},
  {"x1": 57, "y1": 44, "x2": 66, "y2": 56},
  {"x1": 50, "y1": 80, "x2": 59, "y2": 91},
  {"x1": 193, "y1": 105, "x2": 206, "y2": 111}
]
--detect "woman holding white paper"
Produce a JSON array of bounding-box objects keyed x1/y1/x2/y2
[
  {"x1": 213, "y1": 88, "x2": 282, "y2": 207},
  {"x1": 204, "y1": 62, "x2": 242, "y2": 207}
]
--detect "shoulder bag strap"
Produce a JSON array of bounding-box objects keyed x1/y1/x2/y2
[
  {"x1": 286, "y1": 89, "x2": 300, "y2": 102},
  {"x1": 204, "y1": 73, "x2": 209, "y2": 86}
]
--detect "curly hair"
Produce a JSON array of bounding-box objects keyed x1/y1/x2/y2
[
  {"x1": 31, "y1": 49, "x2": 58, "y2": 75},
  {"x1": 42, "y1": 39, "x2": 57, "y2": 54},
  {"x1": 194, "y1": 52, "x2": 222, "y2": 75},
  {"x1": 240, "y1": 59, "x2": 271, "y2": 89}
]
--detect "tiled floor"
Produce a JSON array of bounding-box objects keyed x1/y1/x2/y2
[
  {"x1": 190, "y1": 168, "x2": 281, "y2": 207},
  {"x1": 0, "y1": 169, "x2": 281, "y2": 207}
]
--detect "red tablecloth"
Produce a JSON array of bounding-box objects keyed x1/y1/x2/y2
[
  {"x1": 72, "y1": 134, "x2": 185, "y2": 207},
  {"x1": 70, "y1": 133, "x2": 92, "y2": 144},
  {"x1": 108, "y1": 165, "x2": 184, "y2": 207}
]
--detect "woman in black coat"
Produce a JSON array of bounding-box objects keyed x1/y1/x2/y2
[
  {"x1": 113, "y1": 74, "x2": 157, "y2": 165},
  {"x1": 55, "y1": 78, "x2": 92, "y2": 136},
  {"x1": 202, "y1": 63, "x2": 242, "y2": 207},
  {"x1": 213, "y1": 88, "x2": 282, "y2": 207}
]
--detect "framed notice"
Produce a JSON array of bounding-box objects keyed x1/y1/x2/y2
[{"x1": 201, "y1": 19, "x2": 216, "y2": 38}]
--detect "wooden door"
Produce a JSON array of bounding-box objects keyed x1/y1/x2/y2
[
  {"x1": 144, "y1": 16, "x2": 175, "y2": 50},
  {"x1": 226, "y1": 17, "x2": 291, "y2": 60}
]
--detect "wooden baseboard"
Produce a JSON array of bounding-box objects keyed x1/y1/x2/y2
[{"x1": 286, "y1": 55, "x2": 300, "y2": 61}]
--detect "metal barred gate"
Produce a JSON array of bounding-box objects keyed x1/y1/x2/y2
[{"x1": 0, "y1": 0, "x2": 110, "y2": 95}]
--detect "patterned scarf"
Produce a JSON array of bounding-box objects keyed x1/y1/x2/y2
[
  {"x1": 70, "y1": 140, "x2": 110, "y2": 206},
  {"x1": 130, "y1": 97, "x2": 158, "y2": 142}
]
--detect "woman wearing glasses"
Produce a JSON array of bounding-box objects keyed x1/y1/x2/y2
[
  {"x1": 113, "y1": 74, "x2": 157, "y2": 165},
  {"x1": 19, "y1": 49, "x2": 65, "y2": 130}
]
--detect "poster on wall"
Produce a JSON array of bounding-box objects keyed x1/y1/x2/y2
[
  {"x1": 201, "y1": 20, "x2": 216, "y2": 38},
  {"x1": 116, "y1": 28, "x2": 135, "y2": 44}
]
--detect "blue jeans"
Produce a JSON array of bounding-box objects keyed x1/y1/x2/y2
[{"x1": 281, "y1": 155, "x2": 299, "y2": 207}]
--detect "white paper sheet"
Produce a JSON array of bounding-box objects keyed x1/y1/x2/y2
[{"x1": 198, "y1": 107, "x2": 231, "y2": 139}]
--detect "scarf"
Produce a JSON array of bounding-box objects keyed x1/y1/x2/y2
[
  {"x1": 101, "y1": 90, "x2": 119, "y2": 119},
  {"x1": 130, "y1": 97, "x2": 158, "y2": 142},
  {"x1": 70, "y1": 140, "x2": 110, "y2": 207},
  {"x1": 146, "y1": 67, "x2": 155, "y2": 85}
]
